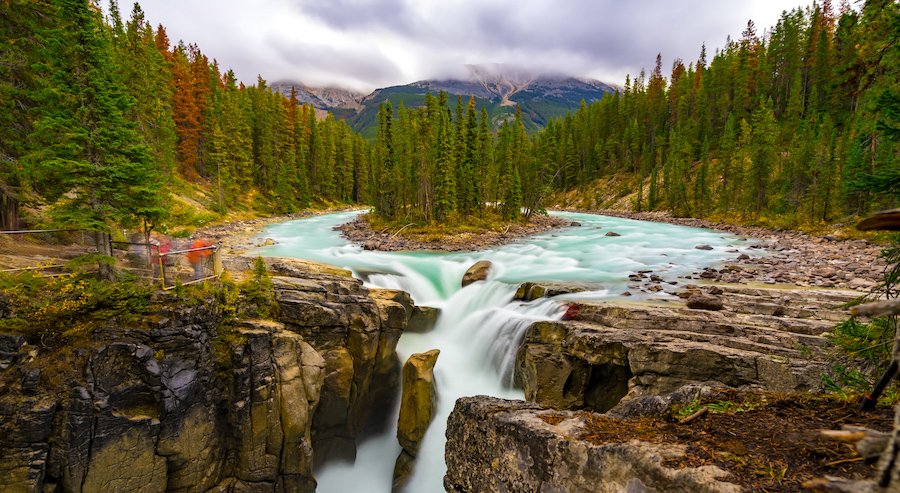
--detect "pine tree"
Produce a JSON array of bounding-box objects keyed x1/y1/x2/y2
[{"x1": 27, "y1": 0, "x2": 165, "y2": 277}]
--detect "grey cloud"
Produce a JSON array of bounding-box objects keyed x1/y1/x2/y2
[
  {"x1": 124, "y1": 0, "x2": 814, "y2": 90},
  {"x1": 292, "y1": 0, "x2": 416, "y2": 32},
  {"x1": 269, "y1": 37, "x2": 404, "y2": 88}
]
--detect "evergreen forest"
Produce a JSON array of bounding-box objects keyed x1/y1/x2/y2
[{"x1": 1, "y1": 0, "x2": 897, "y2": 234}]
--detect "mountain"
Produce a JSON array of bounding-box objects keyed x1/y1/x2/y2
[
  {"x1": 269, "y1": 83, "x2": 367, "y2": 120},
  {"x1": 274, "y1": 66, "x2": 617, "y2": 137}
]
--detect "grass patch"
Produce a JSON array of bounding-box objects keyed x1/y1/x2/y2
[{"x1": 0, "y1": 270, "x2": 154, "y2": 346}]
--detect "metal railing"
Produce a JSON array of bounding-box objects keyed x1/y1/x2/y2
[{"x1": 1, "y1": 229, "x2": 222, "y2": 289}]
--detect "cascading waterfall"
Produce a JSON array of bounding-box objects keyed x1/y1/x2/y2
[{"x1": 257, "y1": 210, "x2": 752, "y2": 493}]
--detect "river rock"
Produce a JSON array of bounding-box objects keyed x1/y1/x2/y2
[
  {"x1": 695, "y1": 244, "x2": 714, "y2": 250},
  {"x1": 604, "y1": 231, "x2": 621, "y2": 237},
  {"x1": 394, "y1": 349, "x2": 440, "y2": 490},
  {"x1": 444, "y1": 396, "x2": 740, "y2": 493},
  {"x1": 686, "y1": 293, "x2": 725, "y2": 311},
  {"x1": 461, "y1": 260, "x2": 492, "y2": 287},
  {"x1": 514, "y1": 281, "x2": 603, "y2": 301},
  {"x1": 408, "y1": 306, "x2": 440, "y2": 333}
]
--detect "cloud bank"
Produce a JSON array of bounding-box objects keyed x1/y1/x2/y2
[{"x1": 127, "y1": 0, "x2": 815, "y2": 91}]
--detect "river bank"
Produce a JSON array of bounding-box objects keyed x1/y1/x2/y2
[
  {"x1": 335, "y1": 213, "x2": 570, "y2": 252},
  {"x1": 553, "y1": 208, "x2": 887, "y2": 292},
  {"x1": 209, "y1": 206, "x2": 887, "y2": 291}
]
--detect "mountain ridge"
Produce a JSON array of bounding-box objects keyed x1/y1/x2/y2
[{"x1": 273, "y1": 67, "x2": 617, "y2": 136}]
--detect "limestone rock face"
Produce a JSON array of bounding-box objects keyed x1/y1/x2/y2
[
  {"x1": 518, "y1": 285, "x2": 858, "y2": 411},
  {"x1": 271, "y1": 269, "x2": 414, "y2": 465},
  {"x1": 0, "y1": 308, "x2": 325, "y2": 493},
  {"x1": 0, "y1": 259, "x2": 410, "y2": 493},
  {"x1": 444, "y1": 396, "x2": 740, "y2": 493},
  {"x1": 461, "y1": 260, "x2": 492, "y2": 287}
]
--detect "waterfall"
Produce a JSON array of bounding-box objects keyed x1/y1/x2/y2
[{"x1": 257, "y1": 210, "x2": 751, "y2": 492}]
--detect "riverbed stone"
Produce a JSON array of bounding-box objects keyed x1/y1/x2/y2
[
  {"x1": 461, "y1": 260, "x2": 492, "y2": 287},
  {"x1": 397, "y1": 349, "x2": 440, "y2": 453},
  {"x1": 514, "y1": 281, "x2": 604, "y2": 301}
]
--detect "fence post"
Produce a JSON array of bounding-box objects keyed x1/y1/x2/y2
[{"x1": 213, "y1": 244, "x2": 223, "y2": 278}]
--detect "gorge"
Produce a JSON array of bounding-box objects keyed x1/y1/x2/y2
[
  {"x1": 256, "y1": 210, "x2": 758, "y2": 492},
  {"x1": 0, "y1": 210, "x2": 889, "y2": 492}
]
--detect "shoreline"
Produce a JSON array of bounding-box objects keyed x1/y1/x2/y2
[
  {"x1": 198, "y1": 206, "x2": 888, "y2": 291},
  {"x1": 335, "y1": 213, "x2": 571, "y2": 252},
  {"x1": 560, "y1": 208, "x2": 886, "y2": 291}
]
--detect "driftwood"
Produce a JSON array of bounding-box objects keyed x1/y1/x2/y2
[
  {"x1": 820, "y1": 426, "x2": 890, "y2": 460},
  {"x1": 856, "y1": 209, "x2": 900, "y2": 231},
  {"x1": 677, "y1": 406, "x2": 708, "y2": 425},
  {"x1": 850, "y1": 299, "x2": 900, "y2": 318}
]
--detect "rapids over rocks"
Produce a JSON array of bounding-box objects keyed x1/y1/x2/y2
[{"x1": 257, "y1": 210, "x2": 751, "y2": 493}]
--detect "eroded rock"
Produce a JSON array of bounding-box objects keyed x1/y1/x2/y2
[
  {"x1": 394, "y1": 349, "x2": 440, "y2": 490},
  {"x1": 514, "y1": 281, "x2": 603, "y2": 301},
  {"x1": 517, "y1": 285, "x2": 858, "y2": 410},
  {"x1": 444, "y1": 396, "x2": 740, "y2": 493},
  {"x1": 462, "y1": 260, "x2": 492, "y2": 287}
]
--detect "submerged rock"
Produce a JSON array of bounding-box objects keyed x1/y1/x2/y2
[{"x1": 461, "y1": 260, "x2": 492, "y2": 287}]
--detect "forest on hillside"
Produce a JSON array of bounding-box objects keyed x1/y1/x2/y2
[
  {"x1": 0, "y1": 0, "x2": 897, "y2": 234},
  {"x1": 0, "y1": 0, "x2": 371, "y2": 233},
  {"x1": 369, "y1": 0, "x2": 899, "y2": 226}
]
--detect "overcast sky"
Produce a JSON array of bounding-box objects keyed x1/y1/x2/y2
[{"x1": 122, "y1": 0, "x2": 816, "y2": 92}]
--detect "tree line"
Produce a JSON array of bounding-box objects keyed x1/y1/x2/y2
[
  {"x1": 0, "y1": 0, "x2": 373, "y2": 233},
  {"x1": 1, "y1": 0, "x2": 896, "y2": 236},
  {"x1": 528, "y1": 0, "x2": 898, "y2": 223}
]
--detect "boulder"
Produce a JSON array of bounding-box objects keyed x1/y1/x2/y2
[
  {"x1": 695, "y1": 244, "x2": 714, "y2": 250},
  {"x1": 444, "y1": 396, "x2": 740, "y2": 493},
  {"x1": 514, "y1": 281, "x2": 603, "y2": 301},
  {"x1": 686, "y1": 293, "x2": 725, "y2": 311},
  {"x1": 408, "y1": 306, "x2": 441, "y2": 333},
  {"x1": 461, "y1": 260, "x2": 492, "y2": 287},
  {"x1": 604, "y1": 231, "x2": 621, "y2": 237}
]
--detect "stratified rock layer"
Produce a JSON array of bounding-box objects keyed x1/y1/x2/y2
[
  {"x1": 0, "y1": 258, "x2": 412, "y2": 492},
  {"x1": 444, "y1": 396, "x2": 740, "y2": 493},
  {"x1": 518, "y1": 284, "x2": 862, "y2": 411}
]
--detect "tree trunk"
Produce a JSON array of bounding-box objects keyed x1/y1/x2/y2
[
  {"x1": 0, "y1": 192, "x2": 19, "y2": 231},
  {"x1": 95, "y1": 231, "x2": 116, "y2": 281}
]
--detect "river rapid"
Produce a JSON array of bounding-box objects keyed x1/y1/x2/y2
[{"x1": 257, "y1": 210, "x2": 752, "y2": 493}]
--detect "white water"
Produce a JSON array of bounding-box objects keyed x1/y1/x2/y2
[{"x1": 256, "y1": 210, "x2": 752, "y2": 492}]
